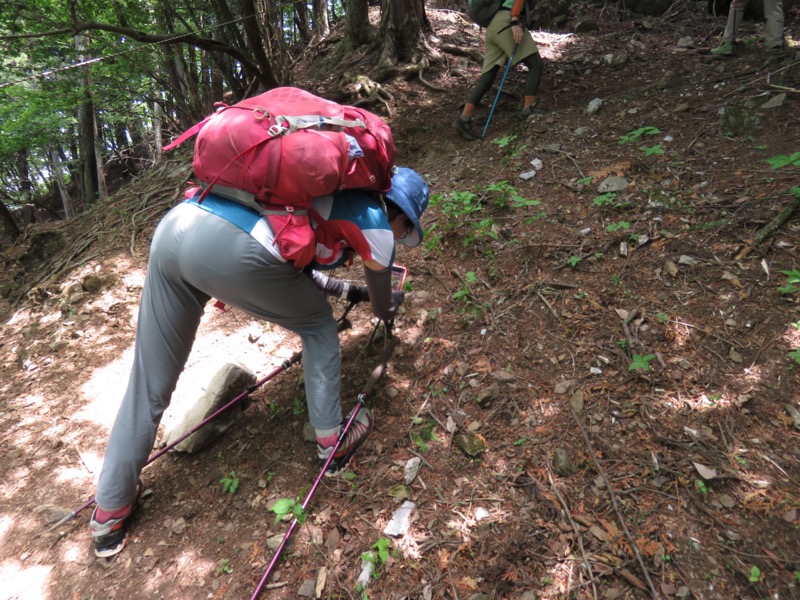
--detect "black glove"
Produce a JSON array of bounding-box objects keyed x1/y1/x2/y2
[{"x1": 346, "y1": 284, "x2": 370, "y2": 303}]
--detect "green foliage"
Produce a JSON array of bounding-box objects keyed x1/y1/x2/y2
[
  {"x1": 788, "y1": 348, "x2": 800, "y2": 364},
  {"x1": 492, "y1": 134, "x2": 517, "y2": 148},
  {"x1": 567, "y1": 256, "x2": 582, "y2": 268},
  {"x1": 764, "y1": 152, "x2": 800, "y2": 169},
  {"x1": 628, "y1": 354, "x2": 655, "y2": 371},
  {"x1": 220, "y1": 471, "x2": 239, "y2": 494},
  {"x1": 592, "y1": 192, "x2": 617, "y2": 207},
  {"x1": 695, "y1": 479, "x2": 709, "y2": 495},
  {"x1": 778, "y1": 269, "x2": 800, "y2": 295},
  {"x1": 270, "y1": 497, "x2": 307, "y2": 525},
  {"x1": 619, "y1": 126, "x2": 660, "y2": 145},
  {"x1": 215, "y1": 558, "x2": 233, "y2": 575},
  {"x1": 657, "y1": 312, "x2": 669, "y2": 324},
  {"x1": 640, "y1": 143, "x2": 665, "y2": 157},
  {"x1": 606, "y1": 221, "x2": 631, "y2": 232},
  {"x1": 410, "y1": 417, "x2": 441, "y2": 452},
  {"x1": 748, "y1": 565, "x2": 761, "y2": 583}
]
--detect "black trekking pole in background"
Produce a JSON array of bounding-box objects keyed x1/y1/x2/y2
[
  {"x1": 50, "y1": 309, "x2": 357, "y2": 531},
  {"x1": 250, "y1": 326, "x2": 400, "y2": 600},
  {"x1": 481, "y1": 45, "x2": 518, "y2": 141}
]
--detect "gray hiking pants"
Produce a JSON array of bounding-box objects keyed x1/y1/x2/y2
[
  {"x1": 722, "y1": 0, "x2": 784, "y2": 48},
  {"x1": 95, "y1": 201, "x2": 341, "y2": 510}
]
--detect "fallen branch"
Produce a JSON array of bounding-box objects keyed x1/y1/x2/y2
[
  {"x1": 735, "y1": 191, "x2": 800, "y2": 260},
  {"x1": 547, "y1": 470, "x2": 598, "y2": 600},
  {"x1": 569, "y1": 406, "x2": 660, "y2": 598}
]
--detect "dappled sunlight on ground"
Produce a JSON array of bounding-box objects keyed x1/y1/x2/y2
[{"x1": 0, "y1": 562, "x2": 51, "y2": 600}]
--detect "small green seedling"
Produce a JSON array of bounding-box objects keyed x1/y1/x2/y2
[
  {"x1": 619, "y1": 126, "x2": 660, "y2": 145},
  {"x1": 695, "y1": 479, "x2": 709, "y2": 495},
  {"x1": 592, "y1": 192, "x2": 616, "y2": 207},
  {"x1": 779, "y1": 269, "x2": 800, "y2": 295},
  {"x1": 514, "y1": 438, "x2": 527, "y2": 446},
  {"x1": 789, "y1": 349, "x2": 800, "y2": 364},
  {"x1": 606, "y1": 221, "x2": 631, "y2": 232},
  {"x1": 492, "y1": 134, "x2": 517, "y2": 148},
  {"x1": 640, "y1": 143, "x2": 665, "y2": 157},
  {"x1": 749, "y1": 565, "x2": 761, "y2": 583},
  {"x1": 567, "y1": 256, "x2": 582, "y2": 267},
  {"x1": 270, "y1": 497, "x2": 307, "y2": 525},
  {"x1": 764, "y1": 152, "x2": 800, "y2": 169},
  {"x1": 215, "y1": 558, "x2": 233, "y2": 575},
  {"x1": 657, "y1": 312, "x2": 669, "y2": 324},
  {"x1": 220, "y1": 471, "x2": 239, "y2": 494},
  {"x1": 628, "y1": 354, "x2": 655, "y2": 371}
]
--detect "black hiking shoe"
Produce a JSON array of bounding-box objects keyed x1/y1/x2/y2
[
  {"x1": 90, "y1": 479, "x2": 142, "y2": 558},
  {"x1": 317, "y1": 407, "x2": 373, "y2": 477},
  {"x1": 452, "y1": 116, "x2": 480, "y2": 141},
  {"x1": 513, "y1": 103, "x2": 545, "y2": 121}
]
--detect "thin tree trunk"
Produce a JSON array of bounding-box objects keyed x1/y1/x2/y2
[
  {"x1": 93, "y1": 113, "x2": 109, "y2": 201},
  {"x1": 49, "y1": 146, "x2": 75, "y2": 218},
  {"x1": 0, "y1": 193, "x2": 21, "y2": 240},
  {"x1": 312, "y1": 0, "x2": 330, "y2": 37}
]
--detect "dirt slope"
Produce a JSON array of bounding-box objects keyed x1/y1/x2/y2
[{"x1": 1, "y1": 4, "x2": 799, "y2": 600}]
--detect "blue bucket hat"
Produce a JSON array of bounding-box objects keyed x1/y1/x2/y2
[{"x1": 385, "y1": 167, "x2": 430, "y2": 248}]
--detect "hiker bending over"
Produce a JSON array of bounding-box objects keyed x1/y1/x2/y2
[
  {"x1": 711, "y1": 0, "x2": 785, "y2": 55},
  {"x1": 453, "y1": 0, "x2": 545, "y2": 141},
  {"x1": 90, "y1": 167, "x2": 430, "y2": 558}
]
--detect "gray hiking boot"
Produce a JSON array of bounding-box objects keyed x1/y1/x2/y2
[
  {"x1": 452, "y1": 116, "x2": 480, "y2": 141},
  {"x1": 710, "y1": 42, "x2": 734, "y2": 56},
  {"x1": 513, "y1": 103, "x2": 544, "y2": 121},
  {"x1": 90, "y1": 479, "x2": 142, "y2": 558},
  {"x1": 317, "y1": 406, "x2": 373, "y2": 476}
]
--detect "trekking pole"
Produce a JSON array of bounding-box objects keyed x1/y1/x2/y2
[
  {"x1": 50, "y1": 311, "x2": 357, "y2": 531},
  {"x1": 481, "y1": 45, "x2": 518, "y2": 141},
  {"x1": 251, "y1": 332, "x2": 400, "y2": 600}
]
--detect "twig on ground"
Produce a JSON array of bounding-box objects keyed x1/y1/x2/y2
[
  {"x1": 570, "y1": 407, "x2": 660, "y2": 598},
  {"x1": 547, "y1": 470, "x2": 599, "y2": 600}
]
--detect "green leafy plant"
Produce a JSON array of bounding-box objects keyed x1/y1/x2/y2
[
  {"x1": 640, "y1": 143, "x2": 665, "y2": 157},
  {"x1": 567, "y1": 255, "x2": 582, "y2": 268},
  {"x1": 779, "y1": 269, "x2": 800, "y2": 295},
  {"x1": 292, "y1": 396, "x2": 306, "y2": 416},
  {"x1": 492, "y1": 134, "x2": 517, "y2": 148},
  {"x1": 606, "y1": 221, "x2": 631, "y2": 232},
  {"x1": 362, "y1": 537, "x2": 392, "y2": 573},
  {"x1": 657, "y1": 312, "x2": 669, "y2": 324},
  {"x1": 610, "y1": 275, "x2": 623, "y2": 287},
  {"x1": 619, "y1": 126, "x2": 660, "y2": 145},
  {"x1": 215, "y1": 558, "x2": 233, "y2": 575},
  {"x1": 410, "y1": 418, "x2": 441, "y2": 453},
  {"x1": 592, "y1": 192, "x2": 616, "y2": 207},
  {"x1": 220, "y1": 471, "x2": 239, "y2": 494},
  {"x1": 748, "y1": 565, "x2": 761, "y2": 583},
  {"x1": 513, "y1": 437, "x2": 527, "y2": 446},
  {"x1": 764, "y1": 152, "x2": 800, "y2": 169},
  {"x1": 628, "y1": 354, "x2": 655, "y2": 371},
  {"x1": 270, "y1": 497, "x2": 307, "y2": 525},
  {"x1": 789, "y1": 348, "x2": 800, "y2": 364},
  {"x1": 695, "y1": 479, "x2": 709, "y2": 495}
]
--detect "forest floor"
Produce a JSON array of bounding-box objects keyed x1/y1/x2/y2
[{"x1": 1, "y1": 3, "x2": 800, "y2": 600}]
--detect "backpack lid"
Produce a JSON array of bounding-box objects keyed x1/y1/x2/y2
[{"x1": 386, "y1": 167, "x2": 430, "y2": 248}]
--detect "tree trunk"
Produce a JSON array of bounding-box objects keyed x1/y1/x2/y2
[
  {"x1": 49, "y1": 146, "x2": 75, "y2": 218},
  {"x1": 241, "y1": 0, "x2": 280, "y2": 91},
  {"x1": 376, "y1": 0, "x2": 433, "y2": 63},
  {"x1": 93, "y1": 112, "x2": 109, "y2": 202},
  {"x1": 344, "y1": 0, "x2": 372, "y2": 49},
  {"x1": 294, "y1": 0, "x2": 311, "y2": 44},
  {"x1": 0, "y1": 193, "x2": 21, "y2": 241},
  {"x1": 77, "y1": 36, "x2": 99, "y2": 206},
  {"x1": 312, "y1": 0, "x2": 330, "y2": 37}
]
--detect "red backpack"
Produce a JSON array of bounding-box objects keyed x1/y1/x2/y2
[{"x1": 163, "y1": 87, "x2": 395, "y2": 268}]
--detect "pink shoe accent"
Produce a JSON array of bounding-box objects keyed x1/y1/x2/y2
[{"x1": 94, "y1": 505, "x2": 131, "y2": 524}]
